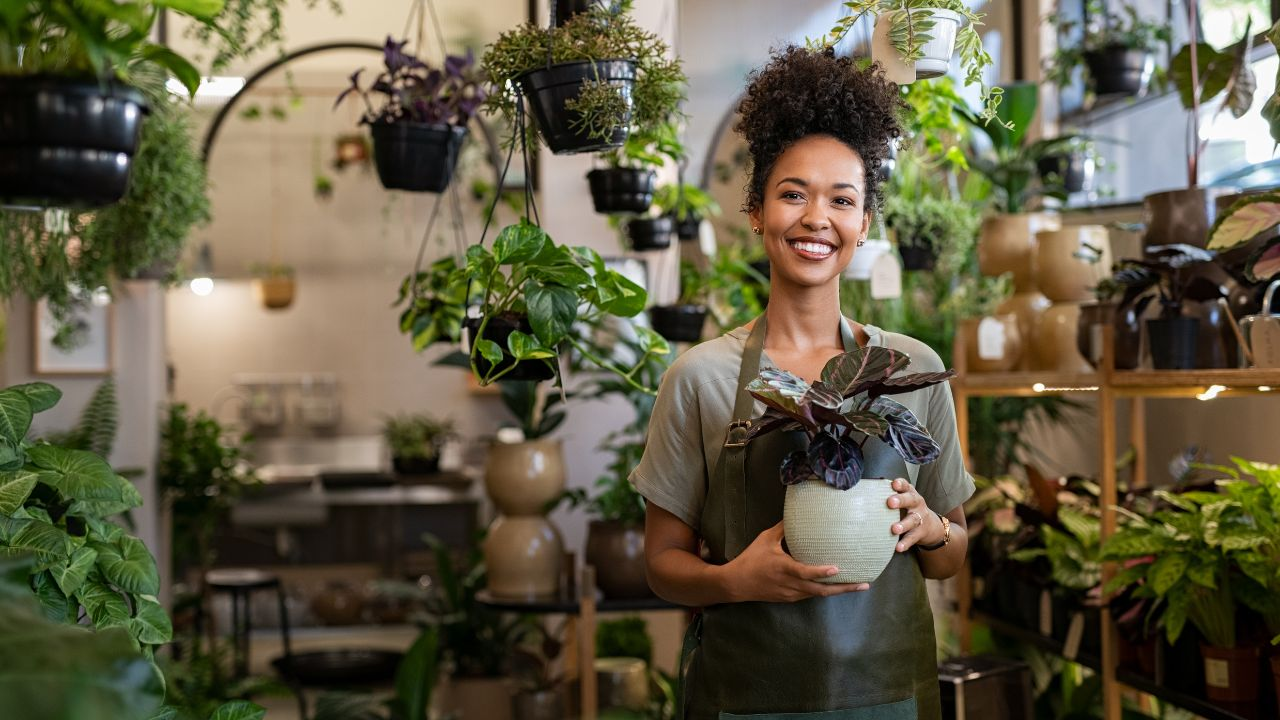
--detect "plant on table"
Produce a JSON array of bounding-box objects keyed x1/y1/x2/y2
[
  {"x1": 1042, "y1": 0, "x2": 1171, "y2": 92},
  {"x1": 382, "y1": 413, "x2": 454, "y2": 469},
  {"x1": 1105, "y1": 243, "x2": 1225, "y2": 322}
]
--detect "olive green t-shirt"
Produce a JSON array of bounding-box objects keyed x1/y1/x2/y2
[{"x1": 630, "y1": 323, "x2": 975, "y2": 531}]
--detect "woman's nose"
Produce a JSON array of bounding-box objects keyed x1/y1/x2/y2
[{"x1": 801, "y1": 206, "x2": 830, "y2": 231}]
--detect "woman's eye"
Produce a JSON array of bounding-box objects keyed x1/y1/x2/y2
[
  {"x1": 833, "y1": 197, "x2": 854, "y2": 206},
  {"x1": 781, "y1": 191, "x2": 803, "y2": 200}
]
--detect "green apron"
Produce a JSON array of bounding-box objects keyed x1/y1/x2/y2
[{"x1": 681, "y1": 315, "x2": 941, "y2": 720}]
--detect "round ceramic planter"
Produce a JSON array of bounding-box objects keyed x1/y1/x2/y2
[
  {"x1": 585, "y1": 520, "x2": 651, "y2": 599},
  {"x1": 870, "y1": 9, "x2": 964, "y2": 83},
  {"x1": 1034, "y1": 226, "x2": 1112, "y2": 303},
  {"x1": 517, "y1": 59, "x2": 636, "y2": 155},
  {"x1": 961, "y1": 314, "x2": 1022, "y2": 372},
  {"x1": 596, "y1": 657, "x2": 649, "y2": 712},
  {"x1": 997, "y1": 291, "x2": 1052, "y2": 371},
  {"x1": 1201, "y1": 643, "x2": 1260, "y2": 703},
  {"x1": 484, "y1": 439, "x2": 566, "y2": 516},
  {"x1": 370, "y1": 121, "x2": 467, "y2": 193},
  {"x1": 783, "y1": 477, "x2": 898, "y2": 585},
  {"x1": 483, "y1": 515, "x2": 564, "y2": 600},
  {"x1": 254, "y1": 277, "x2": 295, "y2": 310},
  {"x1": 1084, "y1": 46, "x2": 1153, "y2": 96},
  {"x1": 1141, "y1": 186, "x2": 1239, "y2": 249},
  {"x1": 587, "y1": 167, "x2": 655, "y2": 214},
  {"x1": 978, "y1": 213, "x2": 1061, "y2": 290},
  {"x1": 0, "y1": 76, "x2": 147, "y2": 207},
  {"x1": 1035, "y1": 303, "x2": 1093, "y2": 373}
]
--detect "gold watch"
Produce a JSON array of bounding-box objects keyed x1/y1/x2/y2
[{"x1": 918, "y1": 513, "x2": 950, "y2": 551}]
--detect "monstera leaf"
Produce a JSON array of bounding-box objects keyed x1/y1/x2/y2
[
  {"x1": 819, "y1": 347, "x2": 910, "y2": 397},
  {"x1": 869, "y1": 397, "x2": 942, "y2": 464},
  {"x1": 807, "y1": 433, "x2": 865, "y2": 490},
  {"x1": 780, "y1": 450, "x2": 812, "y2": 486}
]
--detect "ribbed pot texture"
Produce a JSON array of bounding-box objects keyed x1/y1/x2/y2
[{"x1": 783, "y1": 477, "x2": 898, "y2": 584}]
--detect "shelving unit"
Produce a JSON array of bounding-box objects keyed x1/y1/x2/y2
[{"x1": 951, "y1": 327, "x2": 1279, "y2": 720}]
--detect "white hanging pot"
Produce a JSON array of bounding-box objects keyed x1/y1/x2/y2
[
  {"x1": 871, "y1": 9, "x2": 966, "y2": 84},
  {"x1": 783, "y1": 477, "x2": 898, "y2": 584}
]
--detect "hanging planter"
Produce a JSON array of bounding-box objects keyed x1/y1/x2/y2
[
  {"x1": 625, "y1": 216, "x2": 673, "y2": 251},
  {"x1": 870, "y1": 9, "x2": 966, "y2": 83},
  {"x1": 0, "y1": 77, "x2": 147, "y2": 207},
  {"x1": 587, "y1": 167, "x2": 655, "y2": 214},
  {"x1": 1084, "y1": 45, "x2": 1154, "y2": 96},
  {"x1": 464, "y1": 315, "x2": 556, "y2": 382},
  {"x1": 649, "y1": 304, "x2": 706, "y2": 343},
  {"x1": 517, "y1": 60, "x2": 637, "y2": 154},
  {"x1": 370, "y1": 121, "x2": 467, "y2": 193}
]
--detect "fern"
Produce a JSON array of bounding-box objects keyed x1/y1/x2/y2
[{"x1": 46, "y1": 375, "x2": 118, "y2": 458}]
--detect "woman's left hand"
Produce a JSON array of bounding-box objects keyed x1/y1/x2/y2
[{"x1": 886, "y1": 477, "x2": 942, "y2": 553}]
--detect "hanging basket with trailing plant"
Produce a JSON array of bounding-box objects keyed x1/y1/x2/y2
[
  {"x1": 482, "y1": 0, "x2": 686, "y2": 155},
  {"x1": 1043, "y1": 3, "x2": 1171, "y2": 99},
  {"x1": 335, "y1": 37, "x2": 488, "y2": 193},
  {"x1": 654, "y1": 181, "x2": 721, "y2": 241},
  {"x1": 625, "y1": 216, "x2": 674, "y2": 252},
  {"x1": 587, "y1": 167, "x2": 656, "y2": 214}
]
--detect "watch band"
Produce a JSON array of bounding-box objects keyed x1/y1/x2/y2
[{"x1": 918, "y1": 512, "x2": 950, "y2": 551}]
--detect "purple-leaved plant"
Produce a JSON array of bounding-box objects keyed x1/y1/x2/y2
[{"x1": 335, "y1": 36, "x2": 489, "y2": 127}]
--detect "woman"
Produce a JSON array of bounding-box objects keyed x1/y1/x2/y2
[{"x1": 630, "y1": 47, "x2": 973, "y2": 720}]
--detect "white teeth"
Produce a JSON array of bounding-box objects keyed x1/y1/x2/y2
[{"x1": 792, "y1": 241, "x2": 834, "y2": 256}]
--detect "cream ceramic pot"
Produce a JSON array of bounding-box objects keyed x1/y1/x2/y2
[
  {"x1": 1035, "y1": 226, "x2": 1112, "y2": 303},
  {"x1": 483, "y1": 515, "x2": 564, "y2": 599},
  {"x1": 783, "y1": 478, "x2": 898, "y2": 585},
  {"x1": 1035, "y1": 303, "x2": 1094, "y2": 373},
  {"x1": 979, "y1": 213, "x2": 1062, "y2": 289},
  {"x1": 483, "y1": 438, "x2": 566, "y2": 516},
  {"x1": 1240, "y1": 280, "x2": 1280, "y2": 368},
  {"x1": 961, "y1": 314, "x2": 1022, "y2": 372},
  {"x1": 997, "y1": 290, "x2": 1052, "y2": 370}
]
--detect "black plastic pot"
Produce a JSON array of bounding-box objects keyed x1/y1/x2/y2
[
  {"x1": 370, "y1": 121, "x2": 467, "y2": 193},
  {"x1": 1036, "y1": 152, "x2": 1092, "y2": 194},
  {"x1": 898, "y1": 238, "x2": 937, "y2": 272},
  {"x1": 1084, "y1": 46, "x2": 1153, "y2": 96},
  {"x1": 625, "y1": 216, "x2": 673, "y2": 251},
  {"x1": 517, "y1": 59, "x2": 636, "y2": 155},
  {"x1": 586, "y1": 167, "x2": 655, "y2": 213},
  {"x1": 392, "y1": 455, "x2": 440, "y2": 476},
  {"x1": 1146, "y1": 317, "x2": 1199, "y2": 370},
  {"x1": 649, "y1": 304, "x2": 707, "y2": 343},
  {"x1": 673, "y1": 214, "x2": 701, "y2": 241},
  {"x1": 0, "y1": 76, "x2": 147, "y2": 207},
  {"x1": 464, "y1": 316, "x2": 556, "y2": 382}
]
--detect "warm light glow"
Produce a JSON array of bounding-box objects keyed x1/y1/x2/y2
[
  {"x1": 1033, "y1": 383, "x2": 1046, "y2": 393},
  {"x1": 1260, "y1": 386, "x2": 1273, "y2": 392},
  {"x1": 1196, "y1": 384, "x2": 1227, "y2": 401},
  {"x1": 189, "y1": 277, "x2": 215, "y2": 296}
]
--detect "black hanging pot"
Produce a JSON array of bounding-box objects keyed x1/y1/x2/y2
[
  {"x1": 370, "y1": 121, "x2": 467, "y2": 193},
  {"x1": 464, "y1": 315, "x2": 556, "y2": 382},
  {"x1": 0, "y1": 76, "x2": 147, "y2": 207},
  {"x1": 587, "y1": 167, "x2": 655, "y2": 213},
  {"x1": 1036, "y1": 152, "x2": 1093, "y2": 194},
  {"x1": 898, "y1": 236, "x2": 937, "y2": 272},
  {"x1": 391, "y1": 455, "x2": 440, "y2": 476},
  {"x1": 649, "y1": 304, "x2": 707, "y2": 343},
  {"x1": 626, "y1": 216, "x2": 673, "y2": 251},
  {"x1": 1146, "y1": 316, "x2": 1199, "y2": 369},
  {"x1": 517, "y1": 59, "x2": 636, "y2": 155},
  {"x1": 1084, "y1": 45, "x2": 1153, "y2": 96},
  {"x1": 673, "y1": 213, "x2": 701, "y2": 241}
]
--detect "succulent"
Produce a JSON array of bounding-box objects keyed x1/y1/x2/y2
[{"x1": 746, "y1": 346, "x2": 955, "y2": 490}]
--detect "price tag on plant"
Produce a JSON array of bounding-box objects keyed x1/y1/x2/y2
[
  {"x1": 977, "y1": 317, "x2": 1007, "y2": 360},
  {"x1": 869, "y1": 252, "x2": 902, "y2": 300}
]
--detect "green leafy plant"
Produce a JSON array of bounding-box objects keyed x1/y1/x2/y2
[
  {"x1": 1204, "y1": 458, "x2": 1280, "y2": 644},
  {"x1": 698, "y1": 245, "x2": 770, "y2": 333},
  {"x1": 498, "y1": 380, "x2": 568, "y2": 441},
  {"x1": 653, "y1": 182, "x2": 721, "y2": 225},
  {"x1": 395, "y1": 255, "x2": 469, "y2": 350},
  {"x1": 895, "y1": 76, "x2": 972, "y2": 185},
  {"x1": 312, "y1": 627, "x2": 440, "y2": 720},
  {"x1": 382, "y1": 413, "x2": 453, "y2": 462},
  {"x1": 183, "y1": 0, "x2": 342, "y2": 74},
  {"x1": 43, "y1": 375, "x2": 119, "y2": 459},
  {"x1": 156, "y1": 403, "x2": 258, "y2": 580},
  {"x1": 481, "y1": 0, "x2": 686, "y2": 150},
  {"x1": 596, "y1": 616, "x2": 652, "y2": 666},
  {"x1": 1042, "y1": 1, "x2": 1172, "y2": 90},
  {"x1": 1263, "y1": 20, "x2": 1280, "y2": 143},
  {"x1": 1105, "y1": 244, "x2": 1224, "y2": 320},
  {"x1": 600, "y1": 121, "x2": 685, "y2": 171},
  {"x1": 1010, "y1": 506, "x2": 1102, "y2": 591},
  {"x1": 462, "y1": 220, "x2": 669, "y2": 391},
  {"x1": 1168, "y1": 20, "x2": 1255, "y2": 121},
  {"x1": 157, "y1": 638, "x2": 287, "y2": 720},
  {"x1": 810, "y1": 0, "x2": 999, "y2": 123},
  {"x1": 556, "y1": 439, "x2": 646, "y2": 526},
  {"x1": 884, "y1": 194, "x2": 979, "y2": 254}
]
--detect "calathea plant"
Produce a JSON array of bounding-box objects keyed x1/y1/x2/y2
[{"x1": 745, "y1": 346, "x2": 955, "y2": 488}]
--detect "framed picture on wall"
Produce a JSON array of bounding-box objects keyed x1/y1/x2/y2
[{"x1": 32, "y1": 299, "x2": 113, "y2": 376}]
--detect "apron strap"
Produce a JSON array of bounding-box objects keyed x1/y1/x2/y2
[{"x1": 720, "y1": 315, "x2": 768, "y2": 558}]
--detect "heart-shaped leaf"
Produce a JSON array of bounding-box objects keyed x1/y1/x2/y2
[
  {"x1": 0, "y1": 470, "x2": 39, "y2": 514},
  {"x1": 209, "y1": 701, "x2": 267, "y2": 720},
  {"x1": 51, "y1": 545, "x2": 97, "y2": 597},
  {"x1": 820, "y1": 346, "x2": 910, "y2": 397},
  {"x1": 807, "y1": 433, "x2": 864, "y2": 490},
  {"x1": 526, "y1": 284, "x2": 578, "y2": 346},
  {"x1": 93, "y1": 536, "x2": 160, "y2": 595},
  {"x1": 492, "y1": 221, "x2": 548, "y2": 265},
  {"x1": 0, "y1": 390, "x2": 33, "y2": 446},
  {"x1": 31, "y1": 570, "x2": 72, "y2": 623},
  {"x1": 869, "y1": 397, "x2": 942, "y2": 464},
  {"x1": 593, "y1": 270, "x2": 647, "y2": 317},
  {"x1": 6, "y1": 383, "x2": 61, "y2": 413},
  {"x1": 6, "y1": 517, "x2": 72, "y2": 561},
  {"x1": 865, "y1": 370, "x2": 957, "y2": 399},
  {"x1": 26, "y1": 446, "x2": 142, "y2": 516},
  {"x1": 474, "y1": 338, "x2": 504, "y2": 366},
  {"x1": 779, "y1": 450, "x2": 811, "y2": 486},
  {"x1": 129, "y1": 595, "x2": 173, "y2": 646},
  {"x1": 507, "y1": 330, "x2": 555, "y2": 361},
  {"x1": 78, "y1": 578, "x2": 132, "y2": 629}
]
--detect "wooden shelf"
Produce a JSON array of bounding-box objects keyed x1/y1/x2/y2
[
  {"x1": 952, "y1": 372, "x2": 1101, "y2": 396},
  {"x1": 1109, "y1": 369, "x2": 1280, "y2": 397},
  {"x1": 475, "y1": 589, "x2": 680, "y2": 614},
  {"x1": 972, "y1": 611, "x2": 1101, "y2": 671}
]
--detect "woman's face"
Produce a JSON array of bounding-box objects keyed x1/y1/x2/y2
[{"x1": 748, "y1": 134, "x2": 871, "y2": 289}]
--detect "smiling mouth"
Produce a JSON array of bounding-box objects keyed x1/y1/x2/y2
[{"x1": 787, "y1": 237, "x2": 837, "y2": 259}]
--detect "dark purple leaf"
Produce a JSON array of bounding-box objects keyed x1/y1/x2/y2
[
  {"x1": 779, "y1": 450, "x2": 811, "y2": 486},
  {"x1": 820, "y1": 346, "x2": 910, "y2": 398},
  {"x1": 444, "y1": 49, "x2": 474, "y2": 79},
  {"x1": 372, "y1": 78, "x2": 394, "y2": 95},
  {"x1": 803, "y1": 380, "x2": 842, "y2": 409},
  {"x1": 756, "y1": 368, "x2": 809, "y2": 397},
  {"x1": 807, "y1": 433, "x2": 864, "y2": 489},
  {"x1": 383, "y1": 36, "x2": 414, "y2": 73},
  {"x1": 869, "y1": 397, "x2": 942, "y2": 465},
  {"x1": 748, "y1": 370, "x2": 817, "y2": 430},
  {"x1": 841, "y1": 409, "x2": 889, "y2": 436},
  {"x1": 745, "y1": 409, "x2": 804, "y2": 440},
  {"x1": 865, "y1": 370, "x2": 956, "y2": 400}
]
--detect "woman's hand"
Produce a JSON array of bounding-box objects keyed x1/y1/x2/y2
[
  {"x1": 887, "y1": 477, "x2": 944, "y2": 552},
  {"x1": 725, "y1": 521, "x2": 871, "y2": 603}
]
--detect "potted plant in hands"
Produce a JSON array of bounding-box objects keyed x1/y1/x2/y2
[
  {"x1": 335, "y1": 37, "x2": 487, "y2": 193},
  {"x1": 1043, "y1": 0, "x2": 1171, "y2": 98},
  {"x1": 654, "y1": 181, "x2": 721, "y2": 241},
  {"x1": 587, "y1": 122, "x2": 683, "y2": 214},
  {"x1": 482, "y1": 0, "x2": 686, "y2": 155},
  {"x1": 744, "y1": 346, "x2": 955, "y2": 583},
  {"x1": 395, "y1": 255, "x2": 469, "y2": 351},
  {"x1": 1108, "y1": 244, "x2": 1226, "y2": 369},
  {"x1": 883, "y1": 194, "x2": 979, "y2": 272},
  {"x1": 383, "y1": 413, "x2": 454, "y2": 476}
]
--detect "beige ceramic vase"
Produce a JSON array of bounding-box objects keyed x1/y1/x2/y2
[
  {"x1": 997, "y1": 291, "x2": 1052, "y2": 370},
  {"x1": 484, "y1": 439, "x2": 566, "y2": 515},
  {"x1": 978, "y1": 213, "x2": 1061, "y2": 289},
  {"x1": 1035, "y1": 303, "x2": 1094, "y2": 373},
  {"x1": 483, "y1": 439, "x2": 567, "y2": 599},
  {"x1": 960, "y1": 315, "x2": 1023, "y2": 372},
  {"x1": 1034, "y1": 226, "x2": 1113, "y2": 303}
]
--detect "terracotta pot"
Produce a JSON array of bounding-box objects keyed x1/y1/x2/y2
[
  {"x1": 1076, "y1": 301, "x2": 1114, "y2": 369},
  {"x1": 1036, "y1": 303, "x2": 1093, "y2": 373},
  {"x1": 484, "y1": 515, "x2": 564, "y2": 600},
  {"x1": 979, "y1": 213, "x2": 1061, "y2": 290},
  {"x1": 512, "y1": 688, "x2": 564, "y2": 720},
  {"x1": 1201, "y1": 643, "x2": 1261, "y2": 703},
  {"x1": 596, "y1": 657, "x2": 649, "y2": 712},
  {"x1": 1141, "y1": 186, "x2": 1239, "y2": 249},
  {"x1": 1034, "y1": 226, "x2": 1112, "y2": 303},
  {"x1": 585, "y1": 520, "x2": 651, "y2": 599},
  {"x1": 960, "y1": 315, "x2": 1022, "y2": 372},
  {"x1": 254, "y1": 276, "x2": 295, "y2": 310},
  {"x1": 484, "y1": 439, "x2": 566, "y2": 516},
  {"x1": 435, "y1": 676, "x2": 513, "y2": 720},
  {"x1": 310, "y1": 581, "x2": 364, "y2": 626},
  {"x1": 997, "y1": 291, "x2": 1052, "y2": 370}
]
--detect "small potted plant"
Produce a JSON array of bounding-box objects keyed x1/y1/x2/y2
[
  {"x1": 335, "y1": 37, "x2": 488, "y2": 193},
  {"x1": 481, "y1": 0, "x2": 686, "y2": 154},
  {"x1": 883, "y1": 194, "x2": 979, "y2": 272},
  {"x1": 1043, "y1": 1, "x2": 1171, "y2": 98},
  {"x1": 508, "y1": 623, "x2": 565, "y2": 720},
  {"x1": 745, "y1": 346, "x2": 955, "y2": 583},
  {"x1": 586, "y1": 123, "x2": 683, "y2": 215},
  {"x1": 648, "y1": 260, "x2": 710, "y2": 343},
  {"x1": 395, "y1": 255, "x2": 469, "y2": 350},
  {"x1": 251, "y1": 262, "x2": 296, "y2": 310},
  {"x1": 1035, "y1": 136, "x2": 1100, "y2": 195},
  {"x1": 1107, "y1": 244, "x2": 1226, "y2": 369},
  {"x1": 653, "y1": 181, "x2": 721, "y2": 241},
  {"x1": 0, "y1": 0, "x2": 223, "y2": 206},
  {"x1": 383, "y1": 413, "x2": 454, "y2": 476}
]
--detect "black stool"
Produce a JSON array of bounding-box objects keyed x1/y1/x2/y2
[{"x1": 204, "y1": 568, "x2": 293, "y2": 679}]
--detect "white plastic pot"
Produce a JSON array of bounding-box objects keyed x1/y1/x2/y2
[
  {"x1": 871, "y1": 9, "x2": 966, "y2": 84},
  {"x1": 783, "y1": 477, "x2": 898, "y2": 584}
]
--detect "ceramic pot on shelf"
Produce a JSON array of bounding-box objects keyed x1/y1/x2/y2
[
  {"x1": 584, "y1": 520, "x2": 651, "y2": 599},
  {"x1": 1141, "y1": 186, "x2": 1239, "y2": 250},
  {"x1": 1200, "y1": 643, "x2": 1261, "y2": 704},
  {"x1": 483, "y1": 439, "x2": 566, "y2": 600},
  {"x1": 1034, "y1": 226, "x2": 1112, "y2": 303},
  {"x1": 960, "y1": 315, "x2": 1022, "y2": 372},
  {"x1": 1035, "y1": 303, "x2": 1093, "y2": 373},
  {"x1": 997, "y1": 291, "x2": 1052, "y2": 371},
  {"x1": 978, "y1": 213, "x2": 1062, "y2": 289}
]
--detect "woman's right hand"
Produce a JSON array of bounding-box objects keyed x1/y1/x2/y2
[{"x1": 725, "y1": 521, "x2": 871, "y2": 603}]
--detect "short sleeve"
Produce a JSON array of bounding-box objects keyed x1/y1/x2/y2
[
  {"x1": 629, "y1": 363, "x2": 707, "y2": 530},
  {"x1": 915, "y1": 378, "x2": 975, "y2": 515}
]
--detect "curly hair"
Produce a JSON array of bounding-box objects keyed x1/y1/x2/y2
[{"x1": 735, "y1": 46, "x2": 906, "y2": 215}]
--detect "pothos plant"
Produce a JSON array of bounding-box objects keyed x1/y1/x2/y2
[
  {"x1": 395, "y1": 255, "x2": 469, "y2": 350},
  {"x1": 745, "y1": 346, "x2": 955, "y2": 488},
  {"x1": 810, "y1": 0, "x2": 1000, "y2": 124},
  {"x1": 463, "y1": 220, "x2": 669, "y2": 392}
]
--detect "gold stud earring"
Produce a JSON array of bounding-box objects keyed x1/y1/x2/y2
[
  {"x1": 857, "y1": 239, "x2": 866, "y2": 247},
  {"x1": 752, "y1": 226, "x2": 761, "y2": 235}
]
